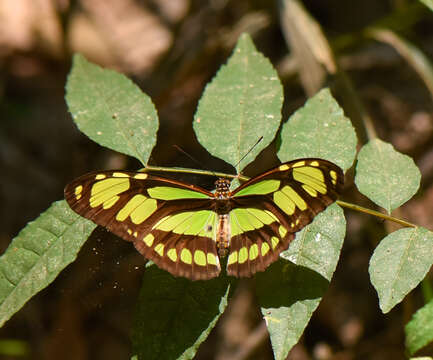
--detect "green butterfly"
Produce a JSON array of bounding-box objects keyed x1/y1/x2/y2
[{"x1": 64, "y1": 158, "x2": 343, "y2": 280}]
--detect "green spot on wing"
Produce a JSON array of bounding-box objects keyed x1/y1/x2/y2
[
  {"x1": 230, "y1": 208, "x2": 276, "y2": 237},
  {"x1": 238, "y1": 247, "x2": 248, "y2": 264},
  {"x1": 230, "y1": 208, "x2": 261, "y2": 234},
  {"x1": 153, "y1": 210, "x2": 216, "y2": 238},
  {"x1": 245, "y1": 208, "x2": 276, "y2": 225},
  {"x1": 181, "y1": 249, "x2": 192, "y2": 264},
  {"x1": 194, "y1": 250, "x2": 207, "y2": 266},
  {"x1": 292, "y1": 168, "x2": 327, "y2": 194},
  {"x1": 230, "y1": 214, "x2": 242, "y2": 237},
  {"x1": 273, "y1": 190, "x2": 295, "y2": 215},
  {"x1": 249, "y1": 244, "x2": 259, "y2": 260},
  {"x1": 176, "y1": 211, "x2": 216, "y2": 236},
  {"x1": 234, "y1": 179, "x2": 280, "y2": 197},
  {"x1": 148, "y1": 186, "x2": 210, "y2": 200},
  {"x1": 130, "y1": 198, "x2": 157, "y2": 225},
  {"x1": 154, "y1": 212, "x2": 193, "y2": 232}
]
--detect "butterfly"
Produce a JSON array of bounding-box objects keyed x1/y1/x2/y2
[{"x1": 64, "y1": 158, "x2": 344, "y2": 280}]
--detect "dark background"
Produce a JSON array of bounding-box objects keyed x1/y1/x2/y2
[{"x1": 1, "y1": 0, "x2": 433, "y2": 359}]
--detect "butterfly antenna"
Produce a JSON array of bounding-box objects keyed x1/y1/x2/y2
[
  {"x1": 234, "y1": 136, "x2": 264, "y2": 170},
  {"x1": 172, "y1": 145, "x2": 205, "y2": 169},
  {"x1": 173, "y1": 145, "x2": 227, "y2": 182}
]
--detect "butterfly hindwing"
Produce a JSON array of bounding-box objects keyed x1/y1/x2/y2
[
  {"x1": 64, "y1": 171, "x2": 221, "y2": 280},
  {"x1": 226, "y1": 158, "x2": 344, "y2": 277},
  {"x1": 135, "y1": 209, "x2": 221, "y2": 280},
  {"x1": 227, "y1": 207, "x2": 295, "y2": 277}
]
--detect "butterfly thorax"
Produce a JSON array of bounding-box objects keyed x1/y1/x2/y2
[
  {"x1": 214, "y1": 178, "x2": 231, "y2": 198},
  {"x1": 214, "y1": 178, "x2": 232, "y2": 213}
]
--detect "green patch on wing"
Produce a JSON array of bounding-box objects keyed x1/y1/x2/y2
[{"x1": 147, "y1": 187, "x2": 210, "y2": 200}]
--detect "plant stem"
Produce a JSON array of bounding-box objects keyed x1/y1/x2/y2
[
  {"x1": 143, "y1": 165, "x2": 250, "y2": 182},
  {"x1": 336, "y1": 200, "x2": 416, "y2": 228},
  {"x1": 143, "y1": 165, "x2": 417, "y2": 229}
]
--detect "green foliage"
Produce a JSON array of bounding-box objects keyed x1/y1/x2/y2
[
  {"x1": 355, "y1": 138, "x2": 421, "y2": 214},
  {"x1": 406, "y1": 298, "x2": 433, "y2": 355},
  {"x1": 194, "y1": 33, "x2": 283, "y2": 172},
  {"x1": 133, "y1": 265, "x2": 235, "y2": 359},
  {"x1": 419, "y1": 0, "x2": 433, "y2": 12},
  {"x1": 369, "y1": 227, "x2": 433, "y2": 313},
  {"x1": 365, "y1": 26, "x2": 433, "y2": 97},
  {"x1": 278, "y1": 88, "x2": 357, "y2": 171},
  {"x1": 421, "y1": 279, "x2": 433, "y2": 302},
  {"x1": 258, "y1": 203, "x2": 346, "y2": 360},
  {"x1": 0, "y1": 339, "x2": 30, "y2": 356},
  {"x1": 65, "y1": 54, "x2": 159, "y2": 165},
  {"x1": 0, "y1": 201, "x2": 96, "y2": 327},
  {"x1": 2, "y1": 33, "x2": 433, "y2": 358}
]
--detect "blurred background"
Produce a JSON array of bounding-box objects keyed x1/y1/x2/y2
[{"x1": 1, "y1": 0, "x2": 433, "y2": 359}]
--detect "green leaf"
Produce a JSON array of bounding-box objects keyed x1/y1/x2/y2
[
  {"x1": 419, "y1": 0, "x2": 433, "y2": 12},
  {"x1": 278, "y1": 88, "x2": 357, "y2": 172},
  {"x1": 279, "y1": 0, "x2": 334, "y2": 94},
  {"x1": 257, "y1": 204, "x2": 346, "y2": 359},
  {"x1": 0, "y1": 339, "x2": 30, "y2": 356},
  {"x1": 265, "y1": 90, "x2": 349, "y2": 360},
  {"x1": 65, "y1": 54, "x2": 159, "y2": 165},
  {"x1": 406, "y1": 299, "x2": 433, "y2": 355},
  {"x1": 369, "y1": 227, "x2": 433, "y2": 313},
  {"x1": 194, "y1": 33, "x2": 283, "y2": 172},
  {"x1": 132, "y1": 266, "x2": 235, "y2": 360},
  {"x1": 355, "y1": 139, "x2": 421, "y2": 214},
  {"x1": 281, "y1": 204, "x2": 346, "y2": 278},
  {"x1": 421, "y1": 279, "x2": 433, "y2": 303},
  {"x1": 366, "y1": 28, "x2": 433, "y2": 98},
  {"x1": 0, "y1": 201, "x2": 96, "y2": 327},
  {"x1": 257, "y1": 261, "x2": 328, "y2": 360}
]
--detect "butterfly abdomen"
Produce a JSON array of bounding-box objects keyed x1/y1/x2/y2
[{"x1": 216, "y1": 214, "x2": 230, "y2": 258}]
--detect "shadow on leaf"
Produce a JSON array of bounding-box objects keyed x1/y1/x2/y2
[
  {"x1": 132, "y1": 265, "x2": 236, "y2": 360},
  {"x1": 255, "y1": 258, "x2": 329, "y2": 308}
]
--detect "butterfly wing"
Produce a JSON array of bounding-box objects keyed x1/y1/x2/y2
[
  {"x1": 226, "y1": 158, "x2": 344, "y2": 277},
  {"x1": 64, "y1": 171, "x2": 221, "y2": 280}
]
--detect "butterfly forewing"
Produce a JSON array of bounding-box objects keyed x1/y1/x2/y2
[{"x1": 64, "y1": 171, "x2": 222, "y2": 280}]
